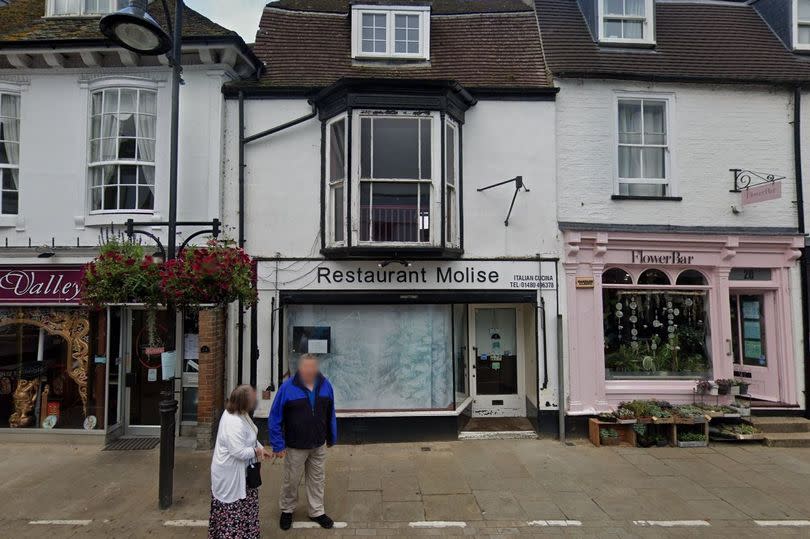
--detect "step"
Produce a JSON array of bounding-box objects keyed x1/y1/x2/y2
[
  {"x1": 749, "y1": 416, "x2": 810, "y2": 433},
  {"x1": 763, "y1": 432, "x2": 810, "y2": 448}
]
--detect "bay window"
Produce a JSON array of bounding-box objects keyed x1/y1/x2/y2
[
  {"x1": 616, "y1": 96, "x2": 671, "y2": 197},
  {"x1": 599, "y1": 0, "x2": 655, "y2": 45},
  {"x1": 0, "y1": 93, "x2": 20, "y2": 216},
  {"x1": 48, "y1": 0, "x2": 128, "y2": 16},
  {"x1": 603, "y1": 267, "x2": 712, "y2": 379},
  {"x1": 88, "y1": 87, "x2": 156, "y2": 213}
]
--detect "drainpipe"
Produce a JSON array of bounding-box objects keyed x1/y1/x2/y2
[
  {"x1": 237, "y1": 96, "x2": 319, "y2": 389},
  {"x1": 794, "y1": 86, "x2": 810, "y2": 418}
]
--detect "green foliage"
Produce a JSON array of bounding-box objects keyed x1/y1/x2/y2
[
  {"x1": 600, "y1": 428, "x2": 619, "y2": 439},
  {"x1": 81, "y1": 238, "x2": 162, "y2": 308},
  {"x1": 678, "y1": 431, "x2": 707, "y2": 442}
]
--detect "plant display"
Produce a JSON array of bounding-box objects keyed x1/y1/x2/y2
[
  {"x1": 673, "y1": 404, "x2": 705, "y2": 420},
  {"x1": 719, "y1": 423, "x2": 760, "y2": 436},
  {"x1": 614, "y1": 408, "x2": 635, "y2": 421},
  {"x1": 734, "y1": 379, "x2": 750, "y2": 394},
  {"x1": 600, "y1": 428, "x2": 619, "y2": 440},
  {"x1": 695, "y1": 380, "x2": 713, "y2": 394},
  {"x1": 678, "y1": 431, "x2": 707, "y2": 442},
  {"x1": 619, "y1": 399, "x2": 672, "y2": 419},
  {"x1": 161, "y1": 239, "x2": 257, "y2": 307},
  {"x1": 82, "y1": 238, "x2": 163, "y2": 308},
  {"x1": 715, "y1": 379, "x2": 734, "y2": 395}
]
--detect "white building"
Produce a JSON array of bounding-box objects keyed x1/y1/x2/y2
[
  {"x1": 536, "y1": 0, "x2": 810, "y2": 424},
  {"x1": 0, "y1": 0, "x2": 258, "y2": 442},
  {"x1": 224, "y1": 0, "x2": 561, "y2": 441}
]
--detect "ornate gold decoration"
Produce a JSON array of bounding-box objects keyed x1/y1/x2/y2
[
  {"x1": 0, "y1": 308, "x2": 91, "y2": 417},
  {"x1": 9, "y1": 379, "x2": 38, "y2": 428}
]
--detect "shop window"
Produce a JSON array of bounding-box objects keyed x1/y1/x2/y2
[
  {"x1": 603, "y1": 268, "x2": 712, "y2": 379},
  {"x1": 0, "y1": 309, "x2": 101, "y2": 430},
  {"x1": 638, "y1": 268, "x2": 670, "y2": 285},
  {"x1": 603, "y1": 267, "x2": 633, "y2": 285},
  {"x1": 286, "y1": 304, "x2": 454, "y2": 411},
  {"x1": 676, "y1": 269, "x2": 707, "y2": 286}
]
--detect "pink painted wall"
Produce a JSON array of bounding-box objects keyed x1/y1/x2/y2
[{"x1": 563, "y1": 230, "x2": 803, "y2": 414}]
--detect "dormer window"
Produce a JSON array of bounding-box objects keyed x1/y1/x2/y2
[
  {"x1": 796, "y1": 0, "x2": 810, "y2": 49},
  {"x1": 351, "y1": 5, "x2": 430, "y2": 60},
  {"x1": 598, "y1": 0, "x2": 655, "y2": 45},
  {"x1": 47, "y1": 0, "x2": 128, "y2": 17}
]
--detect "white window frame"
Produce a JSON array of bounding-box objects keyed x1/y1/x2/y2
[
  {"x1": 87, "y1": 79, "x2": 158, "y2": 215},
  {"x1": 613, "y1": 92, "x2": 675, "y2": 197},
  {"x1": 794, "y1": 0, "x2": 810, "y2": 50},
  {"x1": 0, "y1": 90, "x2": 21, "y2": 217},
  {"x1": 46, "y1": 0, "x2": 127, "y2": 17},
  {"x1": 598, "y1": 0, "x2": 655, "y2": 46},
  {"x1": 445, "y1": 120, "x2": 460, "y2": 248},
  {"x1": 326, "y1": 113, "x2": 348, "y2": 246},
  {"x1": 351, "y1": 5, "x2": 431, "y2": 60}
]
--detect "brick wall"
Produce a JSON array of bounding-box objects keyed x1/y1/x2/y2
[{"x1": 196, "y1": 307, "x2": 226, "y2": 449}]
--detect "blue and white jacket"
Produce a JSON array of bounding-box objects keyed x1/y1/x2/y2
[{"x1": 269, "y1": 372, "x2": 337, "y2": 452}]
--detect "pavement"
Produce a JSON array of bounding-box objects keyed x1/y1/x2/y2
[{"x1": 4, "y1": 437, "x2": 810, "y2": 537}]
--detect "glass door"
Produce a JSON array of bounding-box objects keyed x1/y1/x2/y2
[
  {"x1": 470, "y1": 306, "x2": 525, "y2": 417},
  {"x1": 125, "y1": 309, "x2": 171, "y2": 434},
  {"x1": 729, "y1": 292, "x2": 780, "y2": 401}
]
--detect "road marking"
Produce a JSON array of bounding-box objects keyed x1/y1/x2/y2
[
  {"x1": 634, "y1": 520, "x2": 710, "y2": 527},
  {"x1": 409, "y1": 521, "x2": 467, "y2": 528},
  {"x1": 164, "y1": 520, "x2": 209, "y2": 527},
  {"x1": 292, "y1": 521, "x2": 348, "y2": 529},
  {"x1": 527, "y1": 520, "x2": 582, "y2": 527},
  {"x1": 29, "y1": 520, "x2": 92, "y2": 526},
  {"x1": 755, "y1": 520, "x2": 810, "y2": 527}
]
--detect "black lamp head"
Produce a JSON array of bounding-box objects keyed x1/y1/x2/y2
[{"x1": 100, "y1": 0, "x2": 172, "y2": 56}]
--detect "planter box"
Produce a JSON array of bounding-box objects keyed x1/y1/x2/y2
[
  {"x1": 588, "y1": 418, "x2": 636, "y2": 447},
  {"x1": 674, "y1": 416, "x2": 707, "y2": 425},
  {"x1": 677, "y1": 440, "x2": 708, "y2": 448}
]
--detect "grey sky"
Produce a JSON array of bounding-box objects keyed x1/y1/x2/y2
[{"x1": 185, "y1": 0, "x2": 269, "y2": 43}]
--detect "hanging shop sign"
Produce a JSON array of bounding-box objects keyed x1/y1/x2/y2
[
  {"x1": 0, "y1": 266, "x2": 84, "y2": 304},
  {"x1": 741, "y1": 182, "x2": 782, "y2": 206},
  {"x1": 277, "y1": 260, "x2": 556, "y2": 291}
]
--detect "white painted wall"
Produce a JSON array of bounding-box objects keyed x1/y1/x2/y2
[
  {"x1": 556, "y1": 79, "x2": 799, "y2": 229},
  {"x1": 0, "y1": 66, "x2": 232, "y2": 253}
]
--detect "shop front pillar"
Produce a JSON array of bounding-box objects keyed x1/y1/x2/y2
[{"x1": 196, "y1": 307, "x2": 227, "y2": 450}]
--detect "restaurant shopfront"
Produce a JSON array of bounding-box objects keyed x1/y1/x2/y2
[
  {"x1": 563, "y1": 230, "x2": 804, "y2": 414},
  {"x1": 255, "y1": 259, "x2": 558, "y2": 441}
]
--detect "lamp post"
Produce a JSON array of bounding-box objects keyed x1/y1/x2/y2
[{"x1": 101, "y1": 0, "x2": 183, "y2": 510}]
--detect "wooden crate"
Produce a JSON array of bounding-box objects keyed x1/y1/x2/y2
[
  {"x1": 674, "y1": 421, "x2": 710, "y2": 447},
  {"x1": 588, "y1": 418, "x2": 637, "y2": 447}
]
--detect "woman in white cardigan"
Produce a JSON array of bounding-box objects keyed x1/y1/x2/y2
[{"x1": 208, "y1": 385, "x2": 271, "y2": 539}]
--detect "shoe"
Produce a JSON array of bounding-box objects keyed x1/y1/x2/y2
[
  {"x1": 279, "y1": 512, "x2": 293, "y2": 531},
  {"x1": 310, "y1": 514, "x2": 334, "y2": 529}
]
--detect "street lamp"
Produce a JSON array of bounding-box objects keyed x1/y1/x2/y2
[{"x1": 101, "y1": 0, "x2": 184, "y2": 510}]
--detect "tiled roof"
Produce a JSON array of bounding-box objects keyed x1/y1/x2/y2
[
  {"x1": 535, "y1": 0, "x2": 810, "y2": 84},
  {"x1": 266, "y1": 0, "x2": 535, "y2": 15},
  {"x1": 234, "y1": 0, "x2": 551, "y2": 93},
  {"x1": 0, "y1": 0, "x2": 238, "y2": 44}
]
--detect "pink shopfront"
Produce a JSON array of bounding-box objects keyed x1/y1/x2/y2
[{"x1": 563, "y1": 230, "x2": 804, "y2": 414}]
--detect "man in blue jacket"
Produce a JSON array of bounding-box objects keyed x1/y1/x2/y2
[{"x1": 270, "y1": 353, "x2": 337, "y2": 531}]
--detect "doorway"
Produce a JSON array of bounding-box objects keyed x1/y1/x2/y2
[
  {"x1": 729, "y1": 291, "x2": 780, "y2": 402},
  {"x1": 122, "y1": 309, "x2": 172, "y2": 436},
  {"x1": 469, "y1": 305, "x2": 526, "y2": 417}
]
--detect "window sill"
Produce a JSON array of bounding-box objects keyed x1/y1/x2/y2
[
  {"x1": 0, "y1": 214, "x2": 19, "y2": 228},
  {"x1": 611, "y1": 195, "x2": 682, "y2": 202},
  {"x1": 82, "y1": 212, "x2": 157, "y2": 228},
  {"x1": 598, "y1": 39, "x2": 656, "y2": 49}
]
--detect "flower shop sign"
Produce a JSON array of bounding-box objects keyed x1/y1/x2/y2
[{"x1": 0, "y1": 266, "x2": 84, "y2": 304}]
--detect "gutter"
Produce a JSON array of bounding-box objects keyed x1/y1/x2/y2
[
  {"x1": 237, "y1": 92, "x2": 318, "y2": 387},
  {"x1": 794, "y1": 86, "x2": 810, "y2": 418}
]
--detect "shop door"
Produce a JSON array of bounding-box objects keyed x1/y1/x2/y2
[
  {"x1": 124, "y1": 309, "x2": 171, "y2": 435},
  {"x1": 470, "y1": 306, "x2": 525, "y2": 417},
  {"x1": 729, "y1": 292, "x2": 780, "y2": 402}
]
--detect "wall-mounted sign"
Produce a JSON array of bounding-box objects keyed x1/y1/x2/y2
[
  {"x1": 631, "y1": 250, "x2": 694, "y2": 265},
  {"x1": 575, "y1": 277, "x2": 595, "y2": 289},
  {"x1": 292, "y1": 326, "x2": 332, "y2": 354},
  {"x1": 741, "y1": 181, "x2": 781, "y2": 206},
  {"x1": 0, "y1": 266, "x2": 84, "y2": 304},
  {"x1": 730, "y1": 268, "x2": 772, "y2": 281},
  {"x1": 289, "y1": 260, "x2": 557, "y2": 291}
]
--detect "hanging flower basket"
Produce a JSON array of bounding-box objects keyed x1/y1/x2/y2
[
  {"x1": 160, "y1": 239, "x2": 257, "y2": 308},
  {"x1": 81, "y1": 239, "x2": 163, "y2": 308}
]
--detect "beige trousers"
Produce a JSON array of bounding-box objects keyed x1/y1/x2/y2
[{"x1": 279, "y1": 444, "x2": 327, "y2": 517}]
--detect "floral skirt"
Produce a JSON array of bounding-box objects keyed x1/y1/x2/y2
[{"x1": 208, "y1": 487, "x2": 260, "y2": 539}]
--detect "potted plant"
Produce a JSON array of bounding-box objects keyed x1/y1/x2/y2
[
  {"x1": 695, "y1": 379, "x2": 717, "y2": 397},
  {"x1": 715, "y1": 379, "x2": 734, "y2": 395},
  {"x1": 613, "y1": 407, "x2": 636, "y2": 424},
  {"x1": 735, "y1": 379, "x2": 750, "y2": 395},
  {"x1": 600, "y1": 428, "x2": 620, "y2": 446}
]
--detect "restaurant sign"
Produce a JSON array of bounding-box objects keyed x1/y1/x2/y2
[{"x1": 0, "y1": 266, "x2": 84, "y2": 304}]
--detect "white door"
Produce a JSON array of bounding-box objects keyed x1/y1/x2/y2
[{"x1": 470, "y1": 305, "x2": 525, "y2": 417}]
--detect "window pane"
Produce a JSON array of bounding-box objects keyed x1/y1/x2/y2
[
  {"x1": 619, "y1": 182, "x2": 668, "y2": 197},
  {"x1": 138, "y1": 165, "x2": 155, "y2": 185},
  {"x1": 419, "y1": 183, "x2": 430, "y2": 242},
  {"x1": 118, "y1": 114, "x2": 136, "y2": 137},
  {"x1": 140, "y1": 90, "x2": 157, "y2": 115},
  {"x1": 1, "y1": 167, "x2": 18, "y2": 189},
  {"x1": 118, "y1": 138, "x2": 137, "y2": 159},
  {"x1": 604, "y1": 289, "x2": 711, "y2": 378},
  {"x1": 643, "y1": 101, "x2": 666, "y2": 144},
  {"x1": 119, "y1": 185, "x2": 137, "y2": 210},
  {"x1": 360, "y1": 182, "x2": 371, "y2": 241},
  {"x1": 329, "y1": 119, "x2": 346, "y2": 182},
  {"x1": 91, "y1": 91, "x2": 103, "y2": 115},
  {"x1": 361, "y1": 13, "x2": 387, "y2": 53},
  {"x1": 372, "y1": 118, "x2": 420, "y2": 179},
  {"x1": 102, "y1": 89, "x2": 118, "y2": 113},
  {"x1": 119, "y1": 165, "x2": 137, "y2": 185},
  {"x1": 333, "y1": 185, "x2": 344, "y2": 242},
  {"x1": 137, "y1": 186, "x2": 154, "y2": 210},
  {"x1": 103, "y1": 186, "x2": 117, "y2": 210},
  {"x1": 119, "y1": 89, "x2": 138, "y2": 114},
  {"x1": 445, "y1": 185, "x2": 455, "y2": 243},
  {"x1": 625, "y1": 0, "x2": 645, "y2": 16},
  {"x1": 618, "y1": 100, "x2": 642, "y2": 143},
  {"x1": 394, "y1": 14, "x2": 419, "y2": 54},
  {"x1": 91, "y1": 186, "x2": 102, "y2": 210},
  {"x1": 603, "y1": 268, "x2": 632, "y2": 284},
  {"x1": 638, "y1": 269, "x2": 670, "y2": 285},
  {"x1": 420, "y1": 119, "x2": 431, "y2": 180},
  {"x1": 800, "y1": 24, "x2": 810, "y2": 44},
  {"x1": 739, "y1": 295, "x2": 766, "y2": 367},
  {"x1": 642, "y1": 147, "x2": 665, "y2": 178},
  {"x1": 605, "y1": 0, "x2": 623, "y2": 15},
  {"x1": 446, "y1": 125, "x2": 456, "y2": 186},
  {"x1": 604, "y1": 19, "x2": 622, "y2": 38},
  {"x1": 0, "y1": 141, "x2": 17, "y2": 165},
  {"x1": 623, "y1": 20, "x2": 643, "y2": 39},
  {"x1": 800, "y1": 0, "x2": 810, "y2": 20},
  {"x1": 360, "y1": 118, "x2": 372, "y2": 178},
  {"x1": 1, "y1": 190, "x2": 17, "y2": 215},
  {"x1": 618, "y1": 146, "x2": 641, "y2": 178},
  {"x1": 367, "y1": 182, "x2": 420, "y2": 242},
  {"x1": 676, "y1": 270, "x2": 707, "y2": 286}
]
